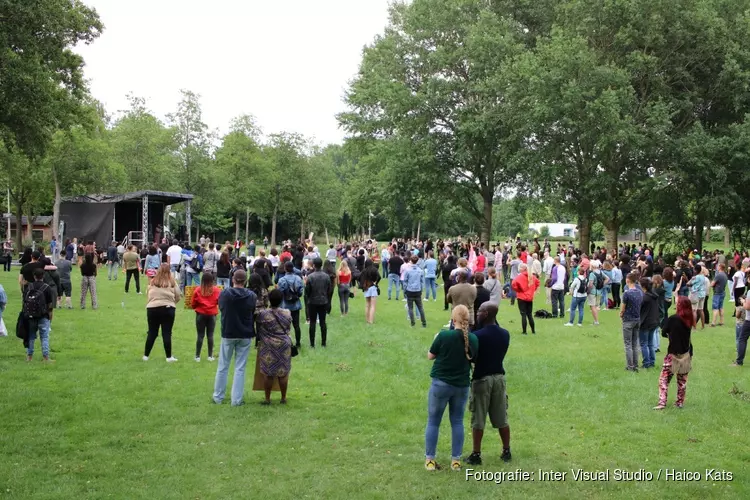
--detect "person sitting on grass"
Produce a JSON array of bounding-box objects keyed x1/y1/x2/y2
[
  {"x1": 191, "y1": 272, "x2": 221, "y2": 362},
  {"x1": 466, "y1": 302, "x2": 511, "y2": 466},
  {"x1": 424, "y1": 305, "x2": 479, "y2": 472},
  {"x1": 256, "y1": 289, "x2": 293, "y2": 405},
  {"x1": 654, "y1": 296, "x2": 694, "y2": 409}
]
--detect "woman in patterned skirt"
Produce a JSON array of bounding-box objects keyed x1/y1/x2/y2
[{"x1": 256, "y1": 289, "x2": 293, "y2": 405}]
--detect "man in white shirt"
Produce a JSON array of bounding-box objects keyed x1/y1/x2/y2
[
  {"x1": 550, "y1": 257, "x2": 567, "y2": 318},
  {"x1": 325, "y1": 245, "x2": 338, "y2": 263},
  {"x1": 166, "y1": 240, "x2": 183, "y2": 278},
  {"x1": 542, "y1": 251, "x2": 554, "y2": 303}
]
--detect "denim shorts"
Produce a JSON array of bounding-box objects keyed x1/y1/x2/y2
[{"x1": 712, "y1": 293, "x2": 725, "y2": 310}]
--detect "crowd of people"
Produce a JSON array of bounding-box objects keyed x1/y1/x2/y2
[{"x1": 7, "y1": 232, "x2": 748, "y2": 470}]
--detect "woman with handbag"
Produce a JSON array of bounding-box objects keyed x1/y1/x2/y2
[
  {"x1": 256, "y1": 289, "x2": 294, "y2": 405},
  {"x1": 654, "y1": 296, "x2": 694, "y2": 409}
]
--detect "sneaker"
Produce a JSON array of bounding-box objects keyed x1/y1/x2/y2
[
  {"x1": 208, "y1": 356, "x2": 215, "y2": 362},
  {"x1": 652, "y1": 405, "x2": 666, "y2": 410},
  {"x1": 564, "y1": 323, "x2": 574, "y2": 327},
  {"x1": 593, "y1": 321, "x2": 600, "y2": 326},
  {"x1": 674, "y1": 403, "x2": 683, "y2": 409},
  {"x1": 501, "y1": 448, "x2": 512, "y2": 462},
  {"x1": 576, "y1": 323, "x2": 583, "y2": 327},
  {"x1": 26, "y1": 355, "x2": 32, "y2": 362},
  {"x1": 137, "y1": 292, "x2": 143, "y2": 295},
  {"x1": 166, "y1": 357, "x2": 178, "y2": 363},
  {"x1": 424, "y1": 459, "x2": 439, "y2": 471},
  {"x1": 195, "y1": 357, "x2": 200, "y2": 362},
  {"x1": 450, "y1": 460, "x2": 461, "y2": 471},
  {"x1": 466, "y1": 452, "x2": 482, "y2": 465},
  {"x1": 142, "y1": 356, "x2": 149, "y2": 361}
]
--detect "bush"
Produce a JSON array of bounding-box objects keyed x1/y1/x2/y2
[{"x1": 539, "y1": 225, "x2": 550, "y2": 238}]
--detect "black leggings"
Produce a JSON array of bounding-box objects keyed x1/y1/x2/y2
[
  {"x1": 309, "y1": 304, "x2": 328, "y2": 346},
  {"x1": 126, "y1": 269, "x2": 141, "y2": 293},
  {"x1": 290, "y1": 309, "x2": 301, "y2": 346},
  {"x1": 195, "y1": 313, "x2": 216, "y2": 358},
  {"x1": 611, "y1": 283, "x2": 621, "y2": 308},
  {"x1": 736, "y1": 287, "x2": 746, "y2": 307},
  {"x1": 145, "y1": 306, "x2": 175, "y2": 358},
  {"x1": 444, "y1": 283, "x2": 452, "y2": 310},
  {"x1": 518, "y1": 299, "x2": 535, "y2": 334}
]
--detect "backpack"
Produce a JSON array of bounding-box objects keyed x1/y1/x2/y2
[
  {"x1": 534, "y1": 309, "x2": 553, "y2": 319},
  {"x1": 23, "y1": 283, "x2": 49, "y2": 319},
  {"x1": 188, "y1": 253, "x2": 202, "y2": 271},
  {"x1": 577, "y1": 277, "x2": 589, "y2": 295},
  {"x1": 282, "y1": 277, "x2": 300, "y2": 303},
  {"x1": 594, "y1": 271, "x2": 605, "y2": 290}
]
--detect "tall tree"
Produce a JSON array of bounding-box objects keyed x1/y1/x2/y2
[
  {"x1": 340, "y1": 0, "x2": 527, "y2": 245},
  {"x1": 0, "y1": 0, "x2": 102, "y2": 157}
]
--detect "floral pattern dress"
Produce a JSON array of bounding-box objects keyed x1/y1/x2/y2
[{"x1": 257, "y1": 308, "x2": 293, "y2": 377}]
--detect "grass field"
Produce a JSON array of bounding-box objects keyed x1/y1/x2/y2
[{"x1": 0, "y1": 270, "x2": 748, "y2": 499}]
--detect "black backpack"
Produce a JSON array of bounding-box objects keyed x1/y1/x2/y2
[
  {"x1": 23, "y1": 283, "x2": 49, "y2": 319},
  {"x1": 594, "y1": 271, "x2": 605, "y2": 290},
  {"x1": 577, "y1": 277, "x2": 589, "y2": 295},
  {"x1": 282, "y1": 277, "x2": 300, "y2": 303}
]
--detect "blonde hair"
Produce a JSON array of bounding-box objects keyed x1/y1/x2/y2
[
  {"x1": 338, "y1": 259, "x2": 351, "y2": 275},
  {"x1": 457, "y1": 257, "x2": 468, "y2": 268},
  {"x1": 451, "y1": 305, "x2": 472, "y2": 360},
  {"x1": 152, "y1": 263, "x2": 176, "y2": 288}
]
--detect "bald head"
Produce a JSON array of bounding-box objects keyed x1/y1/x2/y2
[{"x1": 477, "y1": 302, "x2": 499, "y2": 327}]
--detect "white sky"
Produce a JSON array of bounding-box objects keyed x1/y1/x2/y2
[{"x1": 75, "y1": 0, "x2": 392, "y2": 145}]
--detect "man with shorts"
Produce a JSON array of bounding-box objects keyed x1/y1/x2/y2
[
  {"x1": 710, "y1": 263, "x2": 728, "y2": 327},
  {"x1": 54, "y1": 250, "x2": 73, "y2": 309},
  {"x1": 466, "y1": 302, "x2": 511, "y2": 465}
]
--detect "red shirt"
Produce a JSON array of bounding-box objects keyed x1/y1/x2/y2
[
  {"x1": 520, "y1": 251, "x2": 529, "y2": 264},
  {"x1": 511, "y1": 272, "x2": 540, "y2": 302},
  {"x1": 338, "y1": 272, "x2": 352, "y2": 285},
  {"x1": 281, "y1": 251, "x2": 292, "y2": 262},
  {"x1": 191, "y1": 287, "x2": 220, "y2": 316},
  {"x1": 475, "y1": 254, "x2": 486, "y2": 272}
]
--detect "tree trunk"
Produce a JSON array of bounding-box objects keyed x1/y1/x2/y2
[
  {"x1": 705, "y1": 226, "x2": 711, "y2": 243},
  {"x1": 481, "y1": 194, "x2": 493, "y2": 247},
  {"x1": 325, "y1": 227, "x2": 330, "y2": 246},
  {"x1": 195, "y1": 220, "x2": 200, "y2": 245},
  {"x1": 53, "y1": 170, "x2": 61, "y2": 240},
  {"x1": 694, "y1": 212, "x2": 705, "y2": 253},
  {"x1": 416, "y1": 220, "x2": 421, "y2": 243},
  {"x1": 14, "y1": 199, "x2": 23, "y2": 252},
  {"x1": 234, "y1": 214, "x2": 240, "y2": 242},
  {"x1": 725, "y1": 227, "x2": 731, "y2": 247},
  {"x1": 245, "y1": 208, "x2": 249, "y2": 246},
  {"x1": 300, "y1": 221, "x2": 304, "y2": 242},
  {"x1": 270, "y1": 185, "x2": 279, "y2": 247},
  {"x1": 578, "y1": 213, "x2": 591, "y2": 254}
]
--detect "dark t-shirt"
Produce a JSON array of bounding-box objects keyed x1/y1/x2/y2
[
  {"x1": 472, "y1": 324, "x2": 510, "y2": 380},
  {"x1": 80, "y1": 262, "x2": 97, "y2": 277},
  {"x1": 713, "y1": 271, "x2": 728, "y2": 294},
  {"x1": 65, "y1": 243, "x2": 75, "y2": 260},
  {"x1": 474, "y1": 286, "x2": 491, "y2": 319},
  {"x1": 663, "y1": 315, "x2": 692, "y2": 355},
  {"x1": 429, "y1": 329, "x2": 479, "y2": 387},
  {"x1": 622, "y1": 286, "x2": 643, "y2": 322},
  {"x1": 21, "y1": 261, "x2": 45, "y2": 283},
  {"x1": 388, "y1": 256, "x2": 404, "y2": 275}
]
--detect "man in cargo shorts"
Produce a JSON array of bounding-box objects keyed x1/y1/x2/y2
[{"x1": 465, "y1": 302, "x2": 511, "y2": 465}]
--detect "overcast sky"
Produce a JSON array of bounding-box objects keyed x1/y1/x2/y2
[{"x1": 75, "y1": 0, "x2": 392, "y2": 145}]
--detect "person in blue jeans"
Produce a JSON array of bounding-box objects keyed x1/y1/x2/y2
[
  {"x1": 425, "y1": 305, "x2": 479, "y2": 472},
  {"x1": 638, "y1": 278, "x2": 660, "y2": 369},
  {"x1": 423, "y1": 251, "x2": 438, "y2": 301},
  {"x1": 387, "y1": 252, "x2": 404, "y2": 301},
  {"x1": 565, "y1": 268, "x2": 588, "y2": 327},
  {"x1": 213, "y1": 270, "x2": 257, "y2": 406},
  {"x1": 25, "y1": 268, "x2": 55, "y2": 362}
]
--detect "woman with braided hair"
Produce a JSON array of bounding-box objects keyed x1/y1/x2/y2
[{"x1": 424, "y1": 305, "x2": 479, "y2": 472}]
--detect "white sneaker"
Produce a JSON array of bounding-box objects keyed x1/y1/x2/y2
[
  {"x1": 194, "y1": 357, "x2": 200, "y2": 362},
  {"x1": 142, "y1": 356, "x2": 149, "y2": 361},
  {"x1": 593, "y1": 321, "x2": 600, "y2": 326},
  {"x1": 577, "y1": 323, "x2": 583, "y2": 328},
  {"x1": 208, "y1": 356, "x2": 215, "y2": 362},
  {"x1": 564, "y1": 323, "x2": 574, "y2": 327},
  {"x1": 166, "y1": 357, "x2": 178, "y2": 363}
]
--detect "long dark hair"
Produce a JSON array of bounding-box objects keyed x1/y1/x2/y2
[
  {"x1": 200, "y1": 272, "x2": 215, "y2": 296},
  {"x1": 219, "y1": 251, "x2": 230, "y2": 266}
]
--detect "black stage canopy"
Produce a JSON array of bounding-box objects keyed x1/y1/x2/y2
[{"x1": 60, "y1": 191, "x2": 193, "y2": 247}]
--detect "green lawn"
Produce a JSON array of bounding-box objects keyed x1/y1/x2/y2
[{"x1": 0, "y1": 271, "x2": 748, "y2": 499}]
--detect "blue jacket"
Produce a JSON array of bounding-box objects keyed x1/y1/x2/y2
[
  {"x1": 423, "y1": 258, "x2": 438, "y2": 279},
  {"x1": 404, "y1": 266, "x2": 424, "y2": 293},
  {"x1": 218, "y1": 287, "x2": 257, "y2": 338},
  {"x1": 278, "y1": 273, "x2": 304, "y2": 311}
]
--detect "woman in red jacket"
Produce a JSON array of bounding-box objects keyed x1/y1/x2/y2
[
  {"x1": 191, "y1": 272, "x2": 221, "y2": 362},
  {"x1": 511, "y1": 263, "x2": 540, "y2": 335}
]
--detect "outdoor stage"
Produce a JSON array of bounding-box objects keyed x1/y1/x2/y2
[{"x1": 59, "y1": 190, "x2": 193, "y2": 247}]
